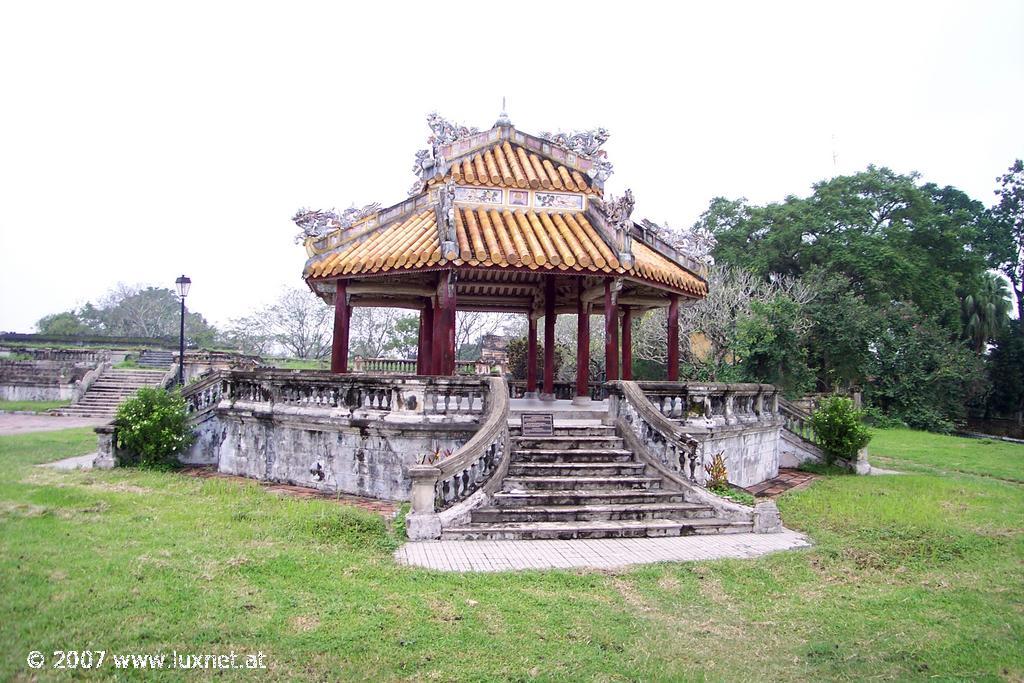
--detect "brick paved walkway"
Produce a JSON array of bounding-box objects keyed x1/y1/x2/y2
[
  {"x1": 395, "y1": 530, "x2": 811, "y2": 572},
  {"x1": 744, "y1": 468, "x2": 819, "y2": 498}
]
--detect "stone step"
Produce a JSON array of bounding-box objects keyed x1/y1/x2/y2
[
  {"x1": 502, "y1": 476, "x2": 662, "y2": 491},
  {"x1": 507, "y1": 462, "x2": 647, "y2": 477},
  {"x1": 508, "y1": 421, "x2": 614, "y2": 438},
  {"x1": 509, "y1": 409, "x2": 610, "y2": 421},
  {"x1": 513, "y1": 436, "x2": 624, "y2": 450},
  {"x1": 493, "y1": 489, "x2": 686, "y2": 507},
  {"x1": 441, "y1": 517, "x2": 753, "y2": 541},
  {"x1": 512, "y1": 449, "x2": 635, "y2": 463},
  {"x1": 471, "y1": 502, "x2": 716, "y2": 523}
]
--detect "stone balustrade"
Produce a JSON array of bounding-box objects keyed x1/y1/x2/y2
[
  {"x1": 406, "y1": 376, "x2": 510, "y2": 539},
  {"x1": 608, "y1": 380, "x2": 784, "y2": 488},
  {"x1": 182, "y1": 369, "x2": 489, "y2": 420},
  {"x1": 633, "y1": 381, "x2": 780, "y2": 427},
  {"x1": 348, "y1": 356, "x2": 489, "y2": 376},
  {"x1": 507, "y1": 380, "x2": 605, "y2": 401}
]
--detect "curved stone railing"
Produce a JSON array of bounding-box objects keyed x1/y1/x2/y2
[
  {"x1": 181, "y1": 370, "x2": 225, "y2": 420},
  {"x1": 608, "y1": 380, "x2": 707, "y2": 484},
  {"x1": 72, "y1": 361, "x2": 111, "y2": 403},
  {"x1": 607, "y1": 380, "x2": 784, "y2": 532},
  {"x1": 406, "y1": 376, "x2": 510, "y2": 540}
]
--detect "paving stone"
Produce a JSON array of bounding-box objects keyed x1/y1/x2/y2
[{"x1": 395, "y1": 530, "x2": 811, "y2": 572}]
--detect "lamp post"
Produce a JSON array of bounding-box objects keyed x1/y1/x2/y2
[{"x1": 175, "y1": 275, "x2": 191, "y2": 386}]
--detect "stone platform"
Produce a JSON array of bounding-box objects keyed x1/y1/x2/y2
[{"x1": 396, "y1": 530, "x2": 811, "y2": 572}]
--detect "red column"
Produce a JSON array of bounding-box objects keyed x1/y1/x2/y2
[
  {"x1": 430, "y1": 296, "x2": 443, "y2": 375},
  {"x1": 526, "y1": 313, "x2": 538, "y2": 394},
  {"x1": 543, "y1": 275, "x2": 556, "y2": 398},
  {"x1": 446, "y1": 280, "x2": 457, "y2": 374},
  {"x1": 667, "y1": 294, "x2": 680, "y2": 381},
  {"x1": 331, "y1": 280, "x2": 350, "y2": 374},
  {"x1": 604, "y1": 279, "x2": 619, "y2": 381},
  {"x1": 417, "y1": 305, "x2": 434, "y2": 375},
  {"x1": 434, "y1": 272, "x2": 457, "y2": 375},
  {"x1": 575, "y1": 278, "x2": 590, "y2": 399},
  {"x1": 621, "y1": 305, "x2": 633, "y2": 381}
]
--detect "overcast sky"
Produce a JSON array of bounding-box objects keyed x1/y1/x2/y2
[{"x1": 1, "y1": 1, "x2": 1022, "y2": 333}]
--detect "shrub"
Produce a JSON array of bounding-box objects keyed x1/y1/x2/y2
[
  {"x1": 115, "y1": 387, "x2": 195, "y2": 469},
  {"x1": 704, "y1": 451, "x2": 729, "y2": 489},
  {"x1": 809, "y1": 395, "x2": 871, "y2": 464}
]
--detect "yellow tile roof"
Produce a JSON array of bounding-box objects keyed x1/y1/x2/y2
[
  {"x1": 428, "y1": 142, "x2": 598, "y2": 194},
  {"x1": 305, "y1": 207, "x2": 706, "y2": 296}
]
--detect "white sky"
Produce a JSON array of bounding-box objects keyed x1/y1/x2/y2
[{"x1": 1, "y1": 0, "x2": 1022, "y2": 333}]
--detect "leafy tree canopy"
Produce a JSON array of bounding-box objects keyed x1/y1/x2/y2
[{"x1": 703, "y1": 166, "x2": 990, "y2": 330}]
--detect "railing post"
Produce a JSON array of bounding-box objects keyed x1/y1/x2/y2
[{"x1": 407, "y1": 465, "x2": 442, "y2": 540}]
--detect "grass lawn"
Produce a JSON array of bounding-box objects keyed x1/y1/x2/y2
[
  {"x1": 870, "y1": 427, "x2": 1024, "y2": 482},
  {"x1": 0, "y1": 428, "x2": 1021, "y2": 680},
  {"x1": 267, "y1": 358, "x2": 329, "y2": 371},
  {"x1": 0, "y1": 400, "x2": 70, "y2": 414}
]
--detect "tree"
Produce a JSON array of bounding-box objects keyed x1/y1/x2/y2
[
  {"x1": 864, "y1": 302, "x2": 986, "y2": 432},
  {"x1": 34, "y1": 284, "x2": 218, "y2": 346},
  {"x1": 348, "y1": 307, "x2": 416, "y2": 359},
  {"x1": 989, "y1": 159, "x2": 1024, "y2": 320},
  {"x1": 734, "y1": 294, "x2": 814, "y2": 396},
  {"x1": 36, "y1": 311, "x2": 91, "y2": 336},
  {"x1": 221, "y1": 315, "x2": 276, "y2": 356},
  {"x1": 455, "y1": 312, "x2": 512, "y2": 360},
  {"x1": 960, "y1": 272, "x2": 1012, "y2": 353},
  {"x1": 706, "y1": 166, "x2": 989, "y2": 331},
  {"x1": 804, "y1": 272, "x2": 885, "y2": 391},
  {"x1": 262, "y1": 287, "x2": 332, "y2": 359},
  {"x1": 987, "y1": 321, "x2": 1024, "y2": 423}
]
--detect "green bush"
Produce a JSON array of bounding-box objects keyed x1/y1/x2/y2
[
  {"x1": 115, "y1": 387, "x2": 195, "y2": 469},
  {"x1": 809, "y1": 395, "x2": 871, "y2": 464}
]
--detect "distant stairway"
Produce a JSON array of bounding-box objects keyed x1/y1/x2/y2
[
  {"x1": 55, "y1": 368, "x2": 167, "y2": 419},
  {"x1": 442, "y1": 409, "x2": 753, "y2": 541},
  {"x1": 137, "y1": 349, "x2": 175, "y2": 369}
]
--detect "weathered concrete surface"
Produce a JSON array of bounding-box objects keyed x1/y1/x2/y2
[
  {"x1": 40, "y1": 453, "x2": 96, "y2": 470},
  {"x1": 693, "y1": 423, "x2": 782, "y2": 488},
  {"x1": 185, "y1": 404, "x2": 477, "y2": 501},
  {"x1": 0, "y1": 414, "x2": 109, "y2": 435},
  {"x1": 395, "y1": 529, "x2": 811, "y2": 572}
]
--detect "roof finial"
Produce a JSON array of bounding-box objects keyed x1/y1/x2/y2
[{"x1": 494, "y1": 97, "x2": 512, "y2": 127}]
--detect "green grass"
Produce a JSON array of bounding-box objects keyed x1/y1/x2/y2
[
  {"x1": 0, "y1": 427, "x2": 1021, "y2": 680},
  {"x1": 0, "y1": 400, "x2": 70, "y2": 413},
  {"x1": 870, "y1": 427, "x2": 1024, "y2": 482},
  {"x1": 267, "y1": 357, "x2": 329, "y2": 371}
]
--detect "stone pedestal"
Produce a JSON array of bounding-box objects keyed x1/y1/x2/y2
[
  {"x1": 93, "y1": 424, "x2": 118, "y2": 469},
  {"x1": 752, "y1": 500, "x2": 782, "y2": 534}
]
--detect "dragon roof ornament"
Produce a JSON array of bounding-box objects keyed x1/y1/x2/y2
[
  {"x1": 291, "y1": 203, "x2": 380, "y2": 244},
  {"x1": 539, "y1": 128, "x2": 613, "y2": 182},
  {"x1": 410, "y1": 112, "x2": 480, "y2": 195},
  {"x1": 538, "y1": 128, "x2": 611, "y2": 159}
]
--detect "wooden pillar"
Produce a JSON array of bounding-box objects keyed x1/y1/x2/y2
[
  {"x1": 621, "y1": 305, "x2": 633, "y2": 381},
  {"x1": 331, "y1": 280, "x2": 350, "y2": 374},
  {"x1": 604, "y1": 279, "x2": 619, "y2": 382},
  {"x1": 417, "y1": 305, "x2": 434, "y2": 375},
  {"x1": 434, "y1": 271, "x2": 457, "y2": 375},
  {"x1": 526, "y1": 313, "x2": 538, "y2": 395},
  {"x1": 542, "y1": 275, "x2": 556, "y2": 399},
  {"x1": 430, "y1": 295, "x2": 443, "y2": 376},
  {"x1": 667, "y1": 294, "x2": 680, "y2": 381},
  {"x1": 575, "y1": 278, "x2": 590, "y2": 400}
]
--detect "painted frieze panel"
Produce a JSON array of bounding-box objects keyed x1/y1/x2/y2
[{"x1": 535, "y1": 191, "x2": 584, "y2": 210}]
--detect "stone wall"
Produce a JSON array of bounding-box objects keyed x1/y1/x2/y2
[
  {"x1": 0, "y1": 360, "x2": 93, "y2": 401},
  {"x1": 184, "y1": 405, "x2": 475, "y2": 500},
  {"x1": 692, "y1": 423, "x2": 782, "y2": 488}
]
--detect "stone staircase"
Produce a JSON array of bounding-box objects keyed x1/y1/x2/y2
[
  {"x1": 442, "y1": 404, "x2": 753, "y2": 540},
  {"x1": 137, "y1": 349, "x2": 175, "y2": 369},
  {"x1": 54, "y1": 368, "x2": 167, "y2": 419}
]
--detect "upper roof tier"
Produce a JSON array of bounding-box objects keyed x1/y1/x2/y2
[{"x1": 298, "y1": 112, "x2": 708, "y2": 302}]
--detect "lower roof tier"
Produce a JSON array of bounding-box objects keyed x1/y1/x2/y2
[{"x1": 304, "y1": 207, "x2": 707, "y2": 297}]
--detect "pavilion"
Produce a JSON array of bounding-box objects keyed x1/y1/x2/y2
[{"x1": 299, "y1": 111, "x2": 709, "y2": 399}]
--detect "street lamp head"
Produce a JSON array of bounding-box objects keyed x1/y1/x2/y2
[{"x1": 175, "y1": 275, "x2": 191, "y2": 298}]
